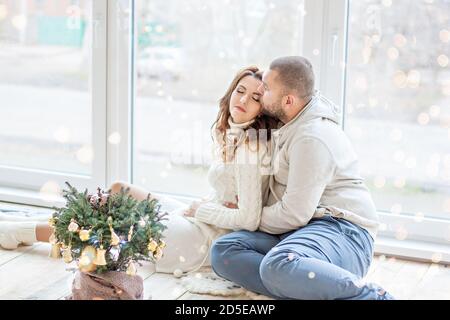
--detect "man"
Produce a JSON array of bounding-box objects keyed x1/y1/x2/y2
[{"x1": 210, "y1": 56, "x2": 395, "y2": 300}]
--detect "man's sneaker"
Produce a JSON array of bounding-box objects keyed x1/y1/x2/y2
[{"x1": 376, "y1": 288, "x2": 396, "y2": 300}]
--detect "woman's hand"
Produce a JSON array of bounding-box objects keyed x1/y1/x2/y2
[{"x1": 183, "y1": 201, "x2": 203, "y2": 217}]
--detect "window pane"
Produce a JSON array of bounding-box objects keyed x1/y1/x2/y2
[
  {"x1": 0, "y1": 0, "x2": 92, "y2": 175},
  {"x1": 346, "y1": 0, "x2": 450, "y2": 219},
  {"x1": 134, "y1": 0, "x2": 306, "y2": 197}
]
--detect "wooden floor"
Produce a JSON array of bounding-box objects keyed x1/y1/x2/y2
[
  {"x1": 1, "y1": 242, "x2": 449, "y2": 300},
  {"x1": 1, "y1": 203, "x2": 449, "y2": 300}
]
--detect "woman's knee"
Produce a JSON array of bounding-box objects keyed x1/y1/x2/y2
[{"x1": 109, "y1": 181, "x2": 129, "y2": 194}]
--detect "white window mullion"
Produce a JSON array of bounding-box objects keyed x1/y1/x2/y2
[
  {"x1": 303, "y1": 0, "x2": 349, "y2": 122},
  {"x1": 91, "y1": 0, "x2": 108, "y2": 191},
  {"x1": 105, "y1": 0, "x2": 133, "y2": 187}
]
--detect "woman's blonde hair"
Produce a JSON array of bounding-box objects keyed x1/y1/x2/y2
[{"x1": 211, "y1": 66, "x2": 279, "y2": 162}]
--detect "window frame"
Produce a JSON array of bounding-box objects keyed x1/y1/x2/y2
[{"x1": 0, "y1": 0, "x2": 108, "y2": 207}]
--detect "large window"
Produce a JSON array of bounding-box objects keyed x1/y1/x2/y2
[
  {"x1": 0, "y1": 0, "x2": 106, "y2": 202},
  {"x1": 0, "y1": 0, "x2": 92, "y2": 174},
  {"x1": 345, "y1": 0, "x2": 450, "y2": 221},
  {"x1": 133, "y1": 0, "x2": 308, "y2": 197}
]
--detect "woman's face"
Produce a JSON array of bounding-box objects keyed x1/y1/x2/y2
[{"x1": 229, "y1": 76, "x2": 263, "y2": 124}]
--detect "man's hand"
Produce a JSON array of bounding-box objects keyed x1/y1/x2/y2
[
  {"x1": 223, "y1": 202, "x2": 239, "y2": 209},
  {"x1": 224, "y1": 195, "x2": 239, "y2": 209}
]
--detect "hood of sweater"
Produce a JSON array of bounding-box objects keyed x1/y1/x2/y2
[{"x1": 274, "y1": 90, "x2": 341, "y2": 138}]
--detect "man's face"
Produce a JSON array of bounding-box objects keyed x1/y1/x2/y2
[{"x1": 257, "y1": 69, "x2": 286, "y2": 120}]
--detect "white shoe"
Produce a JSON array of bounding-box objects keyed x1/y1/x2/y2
[{"x1": 0, "y1": 221, "x2": 38, "y2": 250}]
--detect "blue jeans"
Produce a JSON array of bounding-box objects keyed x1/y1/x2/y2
[{"x1": 210, "y1": 215, "x2": 394, "y2": 300}]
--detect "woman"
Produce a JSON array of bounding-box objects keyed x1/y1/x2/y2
[{"x1": 0, "y1": 66, "x2": 278, "y2": 276}]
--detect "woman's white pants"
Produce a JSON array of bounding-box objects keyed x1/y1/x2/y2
[{"x1": 153, "y1": 195, "x2": 216, "y2": 275}]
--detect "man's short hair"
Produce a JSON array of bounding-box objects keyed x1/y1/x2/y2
[{"x1": 269, "y1": 56, "x2": 315, "y2": 100}]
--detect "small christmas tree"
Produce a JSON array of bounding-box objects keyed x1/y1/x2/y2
[{"x1": 49, "y1": 182, "x2": 168, "y2": 276}]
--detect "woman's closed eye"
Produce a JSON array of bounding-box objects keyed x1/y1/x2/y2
[
  {"x1": 236, "y1": 83, "x2": 261, "y2": 102},
  {"x1": 237, "y1": 90, "x2": 260, "y2": 102}
]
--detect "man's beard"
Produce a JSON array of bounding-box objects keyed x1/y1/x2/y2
[{"x1": 261, "y1": 100, "x2": 285, "y2": 121}]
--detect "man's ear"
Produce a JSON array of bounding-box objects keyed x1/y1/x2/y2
[{"x1": 283, "y1": 95, "x2": 295, "y2": 108}]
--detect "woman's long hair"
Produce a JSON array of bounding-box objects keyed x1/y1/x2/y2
[{"x1": 211, "y1": 66, "x2": 279, "y2": 162}]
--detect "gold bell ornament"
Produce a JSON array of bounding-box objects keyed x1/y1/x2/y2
[
  {"x1": 48, "y1": 233, "x2": 61, "y2": 259},
  {"x1": 126, "y1": 262, "x2": 137, "y2": 276},
  {"x1": 108, "y1": 217, "x2": 120, "y2": 246},
  {"x1": 79, "y1": 246, "x2": 97, "y2": 273},
  {"x1": 93, "y1": 245, "x2": 107, "y2": 266},
  {"x1": 110, "y1": 227, "x2": 120, "y2": 246},
  {"x1": 79, "y1": 229, "x2": 91, "y2": 242},
  {"x1": 147, "y1": 239, "x2": 158, "y2": 253},
  {"x1": 49, "y1": 243, "x2": 62, "y2": 259},
  {"x1": 62, "y1": 246, "x2": 73, "y2": 263},
  {"x1": 153, "y1": 247, "x2": 163, "y2": 261}
]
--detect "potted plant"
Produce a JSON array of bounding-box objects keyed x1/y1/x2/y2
[{"x1": 49, "y1": 182, "x2": 168, "y2": 300}]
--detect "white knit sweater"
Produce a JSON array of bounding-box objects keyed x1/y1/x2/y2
[{"x1": 194, "y1": 119, "x2": 270, "y2": 235}]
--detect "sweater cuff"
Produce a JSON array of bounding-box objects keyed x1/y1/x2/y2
[{"x1": 194, "y1": 202, "x2": 218, "y2": 224}]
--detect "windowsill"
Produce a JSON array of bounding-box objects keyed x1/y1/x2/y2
[
  {"x1": 374, "y1": 236, "x2": 450, "y2": 265},
  {"x1": 0, "y1": 186, "x2": 197, "y2": 209},
  {"x1": 0, "y1": 186, "x2": 65, "y2": 208}
]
